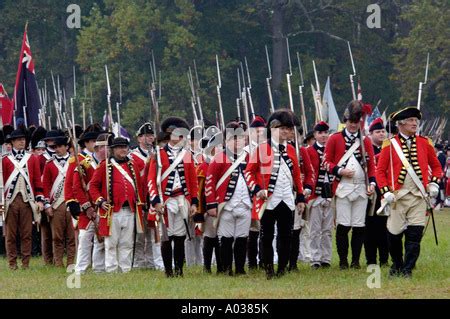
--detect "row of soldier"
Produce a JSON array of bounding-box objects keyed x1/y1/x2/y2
[{"x1": 0, "y1": 100, "x2": 442, "y2": 279}]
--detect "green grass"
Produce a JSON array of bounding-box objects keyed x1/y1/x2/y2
[{"x1": 1, "y1": 209, "x2": 449, "y2": 299}]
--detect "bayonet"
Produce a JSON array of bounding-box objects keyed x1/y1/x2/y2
[{"x1": 215, "y1": 55, "x2": 225, "y2": 131}]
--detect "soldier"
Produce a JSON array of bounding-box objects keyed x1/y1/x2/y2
[
  {"x1": 185, "y1": 125, "x2": 205, "y2": 267},
  {"x1": 42, "y1": 135, "x2": 76, "y2": 267},
  {"x1": 196, "y1": 131, "x2": 223, "y2": 274},
  {"x1": 307, "y1": 121, "x2": 334, "y2": 269},
  {"x1": 2, "y1": 129, "x2": 44, "y2": 269},
  {"x1": 324, "y1": 101, "x2": 376, "y2": 270},
  {"x1": 246, "y1": 116, "x2": 266, "y2": 271},
  {"x1": 364, "y1": 118, "x2": 389, "y2": 267},
  {"x1": 288, "y1": 117, "x2": 315, "y2": 271},
  {"x1": 130, "y1": 123, "x2": 163, "y2": 270},
  {"x1": 376, "y1": 107, "x2": 442, "y2": 278},
  {"x1": 206, "y1": 122, "x2": 252, "y2": 276},
  {"x1": 89, "y1": 137, "x2": 145, "y2": 273},
  {"x1": 245, "y1": 110, "x2": 306, "y2": 279},
  {"x1": 148, "y1": 117, "x2": 198, "y2": 277},
  {"x1": 73, "y1": 133, "x2": 110, "y2": 274},
  {"x1": 39, "y1": 130, "x2": 65, "y2": 265}
]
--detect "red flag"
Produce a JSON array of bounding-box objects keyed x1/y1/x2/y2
[
  {"x1": 13, "y1": 24, "x2": 41, "y2": 127},
  {"x1": 0, "y1": 83, "x2": 14, "y2": 125}
]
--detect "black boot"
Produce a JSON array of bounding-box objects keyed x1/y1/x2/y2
[
  {"x1": 247, "y1": 231, "x2": 259, "y2": 270},
  {"x1": 402, "y1": 226, "x2": 424, "y2": 278},
  {"x1": 203, "y1": 236, "x2": 214, "y2": 273},
  {"x1": 220, "y1": 237, "x2": 234, "y2": 276},
  {"x1": 351, "y1": 227, "x2": 365, "y2": 269},
  {"x1": 336, "y1": 225, "x2": 351, "y2": 269},
  {"x1": 388, "y1": 231, "x2": 404, "y2": 277},
  {"x1": 265, "y1": 263, "x2": 275, "y2": 280},
  {"x1": 378, "y1": 217, "x2": 390, "y2": 266},
  {"x1": 173, "y1": 236, "x2": 186, "y2": 277},
  {"x1": 234, "y1": 237, "x2": 248, "y2": 275},
  {"x1": 364, "y1": 217, "x2": 377, "y2": 265},
  {"x1": 161, "y1": 239, "x2": 173, "y2": 277},
  {"x1": 212, "y1": 237, "x2": 223, "y2": 274},
  {"x1": 289, "y1": 229, "x2": 301, "y2": 272}
]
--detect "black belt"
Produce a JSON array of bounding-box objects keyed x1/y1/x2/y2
[{"x1": 171, "y1": 188, "x2": 184, "y2": 197}]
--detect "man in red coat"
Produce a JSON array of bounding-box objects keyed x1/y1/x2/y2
[
  {"x1": 89, "y1": 137, "x2": 145, "y2": 273},
  {"x1": 3, "y1": 129, "x2": 44, "y2": 269},
  {"x1": 245, "y1": 110, "x2": 306, "y2": 279},
  {"x1": 324, "y1": 101, "x2": 376, "y2": 270},
  {"x1": 73, "y1": 133, "x2": 110, "y2": 274},
  {"x1": 377, "y1": 107, "x2": 442, "y2": 278},
  {"x1": 148, "y1": 117, "x2": 199, "y2": 277},
  {"x1": 43, "y1": 135, "x2": 76, "y2": 267},
  {"x1": 206, "y1": 122, "x2": 252, "y2": 276},
  {"x1": 129, "y1": 123, "x2": 162, "y2": 270},
  {"x1": 307, "y1": 121, "x2": 334, "y2": 269}
]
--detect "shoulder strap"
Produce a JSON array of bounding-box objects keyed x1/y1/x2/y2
[
  {"x1": 110, "y1": 159, "x2": 136, "y2": 191},
  {"x1": 216, "y1": 151, "x2": 247, "y2": 190},
  {"x1": 337, "y1": 139, "x2": 361, "y2": 167},
  {"x1": 161, "y1": 149, "x2": 187, "y2": 182},
  {"x1": 391, "y1": 138, "x2": 427, "y2": 197}
]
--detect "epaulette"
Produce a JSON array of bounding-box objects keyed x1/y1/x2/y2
[
  {"x1": 46, "y1": 157, "x2": 54, "y2": 163},
  {"x1": 382, "y1": 139, "x2": 391, "y2": 149},
  {"x1": 81, "y1": 157, "x2": 92, "y2": 169},
  {"x1": 69, "y1": 156, "x2": 76, "y2": 164}
]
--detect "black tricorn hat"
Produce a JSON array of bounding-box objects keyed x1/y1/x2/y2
[
  {"x1": 53, "y1": 136, "x2": 70, "y2": 146},
  {"x1": 31, "y1": 126, "x2": 48, "y2": 149},
  {"x1": 109, "y1": 137, "x2": 130, "y2": 148},
  {"x1": 43, "y1": 129, "x2": 66, "y2": 141},
  {"x1": 6, "y1": 129, "x2": 27, "y2": 143},
  {"x1": 267, "y1": 110, "x2": 295, "y2": 129},
  {"x1": 136, "y1": 123, "x2": 154, "y2": 136},
  {"x1": 161, "y1": 117, "x2": 190, "y2": 134},
  {"x1": 390, "y1": 107, "x2": 422, "y2": 122}
]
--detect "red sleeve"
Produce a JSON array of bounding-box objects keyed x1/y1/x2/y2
[
  {"x1": 205, "y1": 155, "x2": 221, "y2": 209},
  {"x1": 73, "y1": 167, "x2": 91, "y2": 208},
  {"x1": 89, "y1": 161, "x2": 105, "y2": 204},
  {"x1": 147, "y1": 155, "x2": 159, "y2": 206},
  {"x1": 42, "y1": 162, "x2": 53, "y2": 200},
  {"x1": 64, "y1": 161, "x2": 77, "y2": 202},
  {"x1": 289, "y1": 145, "x2": 305, "y2": 202},
  {"x1": 31, "y1": 155, "x2": 44, "y2": 198},
  {"x1": 134, "y1": 163, "x2": 144, "y2": 203},
  {"x1": 300, "y1": 147, "x2": 315, "y2": 190},
  {"x1": 324, "y1": 134, "x2": 339, "y2": 176},
  {"x1": 186, "y1": 153, "x2": 199, "y2": 206},
  {"x1": 376, "y1": 144, "x2": 390, "y2": 194},
  {"x1": 244, "y1": 146, "x2": 261, "y2": 195}
]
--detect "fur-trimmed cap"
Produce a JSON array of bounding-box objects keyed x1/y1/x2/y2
[
  {"x1": 267, "y1": 110, "x2": 295, "y2": 129},
  {"x1": 343, "y1": 100, "x2": 372, "y2": 122},
  {"x1": 161, "y1": 117, "x2": 189, "y2": 133}
]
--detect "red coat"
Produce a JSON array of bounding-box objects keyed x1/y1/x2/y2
[
  {"x1": 64, "y1": 153, "x2": 89, "y2": 205},
  {"x1": 42, "y1": 158, "x2": 70, "y2": 204},
  {"x1": 323, "y1": 131, "x2": 376, "y2": 192},
  {"x1": 244, "y1": 142, "x2": 305, "y2": 202},
  {"x1": 2, "y1": 153, "x2": 43, "y2": 201},
  {"x1": 130, "y1": 148, "x2": 148, "y2": 177},
  {"x1": 73, "y1": 157, "x2": 99, "y2": 230},
  {"x1": 376, "y1": 134, "x2": 442, "y2": 195},
  {"x1": 306, "y1": 144, "x2": 328, "y2": 200},
  {"x1": 197, "y1": 161, "x2": 209, "y2": 214},
  {"x1": 299, "y1": 146, "x2": 315, "y2": 191},
  {"x1": 89, "y1": 158, "x2": 145, "y2": 236},
  {"x1": 205, "y1": 150, "x2": 251, "y2": 209},
  {"x1": 147, "y1": 146, "x2": 199, "y2": 207}
]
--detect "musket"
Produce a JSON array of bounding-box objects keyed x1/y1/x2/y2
[
  {"x1": 50, "y1": 71, "x2": 61, "y2": 129},
  {"x1": 244, "y1": 57, "x2": 255, "y2": 120},
  {"x1": 286, "y1": 38, "x2": 300, "y2": 159},
  {"x1": 312, "y1": 60, "x2": 323, "y2": 122},
  {"x1": 193, "y1": 60, "x2": 204, "y2": 124},
  {"x1": 149, "y1": 52, "x2": 160, "y2": 131},
  {"x1": 116, "y1": 71, "x2": 122, "y2": 137},
  {"x1": 215, "y1": 55, "x2": 225, "y2": 131},
  {"x1": 187, "y1": 67, "x2": 199, "y2": 124},
  {"x1": 155, "y1": 145, "x2": 169, "y2": 242},
  {"x1": 348, "y1": 41, "x2": 357, "y2": 100},
  {"x1": 105, "y1": 65, "x2": 113, "y2": 132},
  {"x1": 417, "y1": 53, "x2": 430, "y2": 111},
  {"x1": 296, "y1": 52, "x2": 308, "y2": 136},
  {"x1": 82, "y1": 76, "x2": 87, "y2": 130},
  {"x1": 236, "y1": 68, "x2": 242, "y2": 121},
  {"x1": 89, "y1": 82, "x2": 94, "y2": 125},
  {"x1": 265, "y1": 45, "x2": 275, "y2": 113}
]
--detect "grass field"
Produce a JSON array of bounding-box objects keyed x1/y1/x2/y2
[{"x1": 1, "y1": 209, "x2": 449, "y2": 299}]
